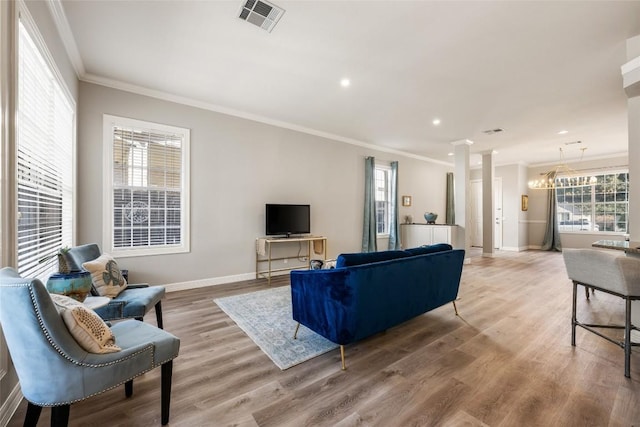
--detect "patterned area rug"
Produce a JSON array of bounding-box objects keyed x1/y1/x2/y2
[{"x1": 214, "y1": 286, "x2": 338, "y2": 370}]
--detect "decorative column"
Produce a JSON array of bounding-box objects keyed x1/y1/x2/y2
[
  {"x1": 481, "y1": 150, "x2": 495, "y2": 257},
  {"x1": 452, "y1": 139, "x2": 472, "y2": 259}
]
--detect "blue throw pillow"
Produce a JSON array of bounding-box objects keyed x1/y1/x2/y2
[
  {"x1": 335, "y1": 250, "x2": 410, "y2": 268},
  {"x1": 404, "y1": 243, "x2": 453, "y2": 256}
]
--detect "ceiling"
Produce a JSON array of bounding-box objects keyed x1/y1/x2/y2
[{"x1": 58, "y1": 0, "x2": 640, "y2": 166}]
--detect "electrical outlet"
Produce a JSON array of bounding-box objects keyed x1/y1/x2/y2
[{"x1": 283, "y1": 259, "x2": 288, "y2": 264}]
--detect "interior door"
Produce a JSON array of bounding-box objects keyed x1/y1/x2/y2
[{"x1": 470, "y1": 178, "x2": 503, "y2": 249}]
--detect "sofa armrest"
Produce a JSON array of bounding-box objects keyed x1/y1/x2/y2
[{"x1": 290, "y1": 269, "x2": 355, "y2": 345}]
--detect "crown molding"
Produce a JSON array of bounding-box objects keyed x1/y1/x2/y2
[
  {"x1": 46, "y1": 0, "x2": 85, "y2": 77},
  {"x1": 81, "y1": 72, "x2": 452, "y2": 167}
]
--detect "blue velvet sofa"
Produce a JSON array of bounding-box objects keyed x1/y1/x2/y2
[{"x1": 290, "y1": 244, "x2": 465, "y2": 369}]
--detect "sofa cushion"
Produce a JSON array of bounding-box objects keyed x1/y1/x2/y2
[
  {"x1": 404, "y1": 243, "x2": 453, "y2": 256},
  {"x1": 335, "y1": 250, "x2": 410, "y2": 268}
]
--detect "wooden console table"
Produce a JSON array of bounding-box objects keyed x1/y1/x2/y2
[{"x1": 256, "y1": 235, "x2": 327, "y2": 285}]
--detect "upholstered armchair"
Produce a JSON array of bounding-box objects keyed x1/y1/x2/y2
[
  {"x1": 63, "y1": 244, "x2": 165, "y2": 328},
  {"x1": 563, "y1": 248, "x2": 640, "y2": 378},
  {"x1": 0, "y1": 267, "x2": 180, "y2": 426}
]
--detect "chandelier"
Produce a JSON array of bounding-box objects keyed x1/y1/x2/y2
[{"x1": 528, "y1": 147, "x2": 597, "y2": 190}]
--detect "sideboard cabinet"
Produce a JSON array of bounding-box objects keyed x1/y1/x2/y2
[{"x1": 401, "y1": 224, "x2": 457, "y2": 248}]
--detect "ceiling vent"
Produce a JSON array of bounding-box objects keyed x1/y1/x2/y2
[
  {"x1": 239, "y1": 0, "x2": 285, "y2": 33},
  {"x1": 482, "y1": 128, "x2": 505, "y2": 135},
  {"x1": 564, "y1": 140, "x2": 582, "y2": 145}
]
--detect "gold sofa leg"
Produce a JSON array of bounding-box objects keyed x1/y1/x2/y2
[
  {"x1": 452, "y1": 300, "x2": 459, "y2": 316},
  {"x1": 293, "y1": 322, "x2": 300, "y2": 339},
  {"x1": 340, "y1": 345, "x2": 346, "y2": 370}
]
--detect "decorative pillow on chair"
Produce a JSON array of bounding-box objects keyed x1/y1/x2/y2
[
  {"x1": 82, "y1": 253, "x2": 128, "y2": 298},
  {"x1": 50, "y1": 294, "x2": 121, "y2": 354}
]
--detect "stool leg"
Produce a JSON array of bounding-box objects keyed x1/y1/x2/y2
[
  {"x1": 571, "y1": 281, "x2": 578, "y2": 346},
  {"x1": 625, "y1": 297, "x2": 632, "y2": 378}
]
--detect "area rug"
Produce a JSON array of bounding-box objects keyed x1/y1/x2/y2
[{"x1": 214, "y1": 286, "x2": 338, "y2": 370}]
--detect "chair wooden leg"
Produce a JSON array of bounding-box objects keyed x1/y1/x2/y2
[
  {"x1": 155, "y1": 301, "x2": 164, "y2": 329},
  {"x1": 125, "y1": 379, "x2": 133, "y2": 397},
  {"x1": 161, "y1": 361, "x2": 173, "y2": 425},
  {"x1": 51, "y1": 405, "x2": 70, "y2": 427},
  {"x1": 24, "y1": 402, "x2": 42, "y2": 427}
]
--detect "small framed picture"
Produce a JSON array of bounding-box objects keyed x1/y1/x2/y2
[
  {"x1": 402, "y1": 195, "x2": 412, "y2": 207},
  {"x1": 521, "y1": 195, "x2": 529, "y2": 211}
]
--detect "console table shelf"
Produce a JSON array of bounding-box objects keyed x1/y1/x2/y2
[{"x1": 255, "y1": 236, "x2": 327, "y2": 285}]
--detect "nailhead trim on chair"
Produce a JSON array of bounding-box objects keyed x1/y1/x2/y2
[{"x1": 2, "y1": 283, "x2": 160, "y2": 407}]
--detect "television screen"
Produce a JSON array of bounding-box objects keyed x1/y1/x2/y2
[{"x1": 265, "y1": 204, "x2": 310, "y2": 237}]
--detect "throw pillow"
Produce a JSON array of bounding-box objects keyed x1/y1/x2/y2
[
  {"x1": 82, "y1": 253, "x2": 128, "y2": 298},
  {"x1": 50, "y1": 294, "x2": 121, "y2": 354}
]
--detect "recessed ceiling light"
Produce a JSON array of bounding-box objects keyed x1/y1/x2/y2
[
  {"x1": 447, "y1": 152, "x2": 454, "y2": 156},
  {"x1": 466, "y1": 139, "x2": 474, "y2": 144},
  {"x1": 340, "y1": 78, "x2": 350, "y2": 88},
  {"x1": 432, "y1": 118, "x2": 441, "y2": 126},
  {"x1": 558, "y1": 130, "x2": 569, "y2": 135}
]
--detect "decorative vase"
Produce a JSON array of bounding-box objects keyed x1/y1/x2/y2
[
  {"x1": 46, "y1": 270, "x2": 93, "y2": 302},
  {"x1": 424, "y1": 212, "x2": 438, "y2": 224}
]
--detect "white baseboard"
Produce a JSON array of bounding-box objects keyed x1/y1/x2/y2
[
  {"x1": 0, "y1": 383, "x2": 23, "y2": 427},
  {"x1": 528, "y1": 245, "x2": 543, "y2": 250},
  {"x1": 165, "y1": 272, "x2": 256, "y2": 292},
  {"x1": 500, "y1": 246, "x2": 528, "y2": 252}
]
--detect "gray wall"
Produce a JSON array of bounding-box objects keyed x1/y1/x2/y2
[{"x1": 78, "y1": 82, "x2": 452, "y2": 286}]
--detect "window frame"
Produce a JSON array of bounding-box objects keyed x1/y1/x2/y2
[
  {"x1": 555, "y1": 169, "x2": 629, "y2": 234},
  {"x1": 374, "y1": 164, "x2": 392, "y2": 237},
  {"x1": 102, "y1": 115, "x2": 190, "y2": 257},
  {"x1": 15, "y1": 3, "x2": 76, "y2": 280}
]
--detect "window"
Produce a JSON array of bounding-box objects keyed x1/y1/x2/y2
[
  {"x1": 375, "y1": 165, "x2": 391, "y2": 235},
  {"x1": 555, "y1": 172, "x2": 629, "y2": 233},
  {"x1": 16, "y1": 15, "x2": 75, "y2": 280},
  {"x1": 103, "y1": 115, "x2": 190, "y2": 257}
]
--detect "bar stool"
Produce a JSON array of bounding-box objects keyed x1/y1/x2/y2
[{"x1": 563, "y1": 248, "x2": 640, "y2": 378}]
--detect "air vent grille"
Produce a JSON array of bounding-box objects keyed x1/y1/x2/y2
[
  {"x1": 239, "y1": 0, "x2": 285, "y2": 33},
  {"x1": 482, "y1": 128, "x2": 505, "y2": 135},
  {"x1": 564, "y1": 140, "x2": 582, "y2": 145}
]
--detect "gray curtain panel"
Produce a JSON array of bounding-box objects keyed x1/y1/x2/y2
[
  {"x1": 388, "y1": 161, "x2": 401, "y2": 250},
  {"x1": 541, "y1": 182, "x2": 562, "y2": 251},
  {"x1": 446, "y1": 172, "x2": 455, "y2": 225},
  {"x1": 362, "y1": 156, "x2": 378, "y2": 252}
]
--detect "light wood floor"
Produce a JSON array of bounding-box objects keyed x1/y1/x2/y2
[{"x1": 8, "y1": 249, "x2": 640, "y2": 426}]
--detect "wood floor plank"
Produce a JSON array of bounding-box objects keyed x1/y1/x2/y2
[{"x1": 7, "y1": 249, "x2": 640, "y2": 426}]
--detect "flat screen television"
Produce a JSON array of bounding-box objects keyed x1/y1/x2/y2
[{"x1": 265, "y1": 204, "x2": 310, "y2": 237}]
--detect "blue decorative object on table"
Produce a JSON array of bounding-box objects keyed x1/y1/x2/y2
[
  {"x1": 46, "y1": 270, "x2": 93, "y2": 302},
  {"x1": 424, "y1": 212, "x2": 438, "y2": 224}
]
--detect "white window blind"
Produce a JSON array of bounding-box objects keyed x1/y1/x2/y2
[
  {"x1": 104, "y1": 115, "x2": 190, "y2": 256},
  {"x1": 16, "y1": 19, "x2": 74, "y2": 281}
]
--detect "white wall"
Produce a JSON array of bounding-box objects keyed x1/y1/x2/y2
[{"x1": 77, "y1": 82, "x2": 452, "y2": 286}]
